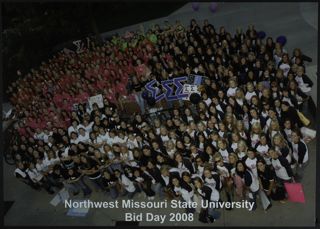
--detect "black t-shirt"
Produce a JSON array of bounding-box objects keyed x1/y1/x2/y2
[
  {"x1": 132, "y1": 82, "x2": 144, "y2": 93},
  {"x1": 102, "y1": 174, "x2": 117, "y2": 187},
  {"x1": 68, "y1": 168, "x2": 82, "y2": 181},
  {"x1": 257, "y1": 166, "x2": 275, "y2": 190},
  {"x1": 80, "y1": 158, "x2": 101, "y2": 178},
  {"x1": 52, "y1": 165, "x2": 69, "y2": 180}
]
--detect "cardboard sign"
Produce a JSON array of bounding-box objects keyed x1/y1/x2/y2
[{"x1": 88, "y1": 94, "x2": 104, "y2": 109}]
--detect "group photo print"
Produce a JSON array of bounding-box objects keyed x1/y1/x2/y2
[{"x1": 2, "y1": 1, "x2": 318, "y2": 228}]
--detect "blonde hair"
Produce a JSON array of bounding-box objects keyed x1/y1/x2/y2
[
  {"x1": 273, "y1": 133, "x2": 287, "y2": 147},
  {"x1": 237, "y1": 140, "x2": 248, "y2": 152},
  {"x1": 251, "y1": 122, "x2": 262, "y2": 134},
  {"x1": 269, "y1": 120, "x2": 280, "y2": 131}
]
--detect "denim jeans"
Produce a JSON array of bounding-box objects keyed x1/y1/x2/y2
[
  {"x1": 108, "y1": 163, "x2": 123, "y2": 173},
  {"x1": 89, "y1": 176, "x2": 105, "y2": 191},
  {"x1": 295, "y1": 161, "x2": 308, "y2": 181},
  {"x1": 207, "y1": 207, "x2": 221, "y2": 220},
  {"x1": 69, "y1": 177, "x2": 92, "y2": 196},
  {"x1": 134, "y1": 92, "x2": 145, "y2": 114},
  {"x1": 122, "y1": 183, "x2": 141, "y2": 199},
  {"x1": 248, "y1": 190, "x2": 259, "y2": 211},
  {"x1": 106, "y1": 186, "x2": 119, "y2": 199},
  {"x1": 152, "y1": 182, "x2": 164, "y2": 199}
]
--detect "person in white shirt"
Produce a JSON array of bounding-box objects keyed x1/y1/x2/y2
[
  {"x1": 165, "y1": 140, "x2": 176, "y2": 159},
  {"x1": 255, "y1": 134, "x2": 271, "y2": 165},
  {"x1": 160, "y1": 126, "x2": 170, "y2": 144},
  {"x1": 127, "y1": 133, "x2": 139, "y2": 149},
  {"x1": 106, "y1": 130, "x2": 117, "y2": 146},
  {"x1": 245, "y1": 82, "x2": 257, "y2": 104},
  {"x1": 278, "y1": 54, "x2": 291, "y2": 77},
  {"x1": 226, "y1": 78, "x2": 238, "y2": 97},
  {"x1": 291, "y1": 129, "x2": 309, "y2": 181},
  {"x1": 235, "y1": 160, "x2": 259, "y2": 211},
  {"x1": 114, "y1": 131, "x2": 128, "y2": 145},
  {"x1": 202, "y1": 92, "x2": 212, "y2": 107},
  {"x1": 114, "y1": 170, "x2": 139, "y2": 199},
  {"x1": 33, "y1": 128, "x2": 45, "y2": 141},
  {"x1": 27, "y1": 162, "x2": 55, "y2": 194},
  {"x1": 120, "y1": 145, "x2": 135, "y2": 166},
  {"x1": 70, "y1": 132, "x2": 79, "y2": 144},
  {"x1": 68, "y1": 120, "x2": 80, "y2": 136},
  {"x1": 172, "y1": 176, "x2": 195, "y2": 213},
  {"x1": 295, "y1": 66, "x2": 312, "y2": 94},
  {"x1": 194, "y1": 177, "x2": 221, "y2": 220},
  {"x1": 269, "y1": 148, "x2": 294, "y2": 184},
  {"x1": 244, "y1": 148, "x2": 259, "y2": 178},
  {"x1": 78, "y1": 119, "x2": 94, "y2": 133},
  {"x1": 15, "y1": 162, "x2": 40, "y2": 189},
  {"x1": 96, "y1": 128, "x2": 109, "y2": 146},
  {"x1": 77, "y1": 128, "x2": 90, "y2": 144}
]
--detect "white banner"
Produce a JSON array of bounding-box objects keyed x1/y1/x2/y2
[{"x1": 88, "y1": 94, "x2": 104, "y2": 109}]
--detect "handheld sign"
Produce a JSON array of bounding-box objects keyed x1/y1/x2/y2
[{"x1": 88, "y1": 94, "x2": 104, "y2": 109}]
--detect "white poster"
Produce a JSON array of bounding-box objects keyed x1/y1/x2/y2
[
  {"x1": 88, "y1": 94, "x2": 104, "y2": 109},
  {"x1": 182, "y1": 84, "x2": 200, "y2": 100}
]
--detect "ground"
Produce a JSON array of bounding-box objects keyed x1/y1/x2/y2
[{"x1": 3, "y1": 2, "x2": 318, "y2": 227}]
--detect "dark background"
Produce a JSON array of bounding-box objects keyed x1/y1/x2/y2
[{"x1": 2, "y1": 2, "x2": 185, "y2": 102}]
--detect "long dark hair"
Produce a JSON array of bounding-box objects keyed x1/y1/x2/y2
[{"x1": 235, "y1": 160, "x2": 248, "y2": 178}]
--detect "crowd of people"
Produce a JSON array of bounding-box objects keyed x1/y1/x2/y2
[{"x1": 10, "y1": 18, "x2": 314, "y2": 222}]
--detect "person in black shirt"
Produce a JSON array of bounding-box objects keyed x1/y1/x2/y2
[
  {"x1": 133, "y1": 168, "x2": 155, "y2": 200},
  {"x1": 66, "y1": 167, "x2": 92, "y2": 197},
  {"x1": 101, "y1": 170, "x2": 119, "y2": 199},
  {"x1": 79, "y1": 155, "x2": 105, "y2": 191},
  {"x1": 257, "y1": 160, "x2": 286, "y2": 202},
  {"x1": 281, "y1": 101, "x2": 303, "y2": 128},
  {"x1": 131, "y1": 76, "x2": 146, "y2": 114}
]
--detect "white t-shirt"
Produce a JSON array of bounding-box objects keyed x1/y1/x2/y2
[
  {"x1": 256, "y1": 144, "x2": 270, "y2": 164},
  {"x1": 227, "y1": 87, "x2": 238, "y2": 97},
  {"x1": 236, "y1": 98, "x2": 244, "y2": 106},
  {"x1": 160, "y1": 135, "x2": 170, "y2": 143},
  {"x1": 284, "y1": 128, "x2": 292, "y2": 142},
  {"x1": 231, "y1": 142, "x2": 238, "y2": 151},
  {"x1": 295, "y1": 76, "x2": 311, "y2": 93},
  {"x1": 114, "y1": 136, "x2": 128, "y2": 145},
  {"x1": 77, "y1": 132, "x2": 90, "y2": 144},
  {"x1": 219, "y1": 149, "x2": 229, "y2": 163},
  {"x1": 246, "y1": 170, "x2": 260, "y2": 192},
  {"x1": 272, "y1": 158, "x2": 291, "y2": 180},
  {"x1": 161, "y1": 175, "x2": 170, "y2": 186},
  {"x1": 78, "y1": 122, "x2": 94, "y2": 133},
  {"x1": 97, "y1": 133, "x2": 109, "y2": 144},
  {"x1": 245, "y1": 91, "x2": 257, "y2": 103},
  {"x1": 68, "y1": 126, "x2": 78, "y2": 136},
  {"x1": 119, "y1": 174, "x2": 136, "y2": 192},
  {"x1": 127, "y1": 138, "x2": 138, "y2": 149},
  {"x1": 251, "y1": 134, "x2": 260, "y2": 147},
  {"x1": 237, "y1": 151, "x2": 246, "y2": 160},
  {"x1": 174, "y1": 186, "x2": 194, "y2": 203},
  {"x1": 204, "y1": 98, "x2": 212, "y2": 106},
  {"x1": 27, "y1": 168, "x2": 43, "y2": 182},
  {"x1": 245, "y1": 157, "x2": 258, "y2": 178},
  {"x1": 292, "y1": 141, "x2": 308, "y2": 164},
  {"x1": 198, "y1": 185, "x2": 220, "y2": 202},
  {"x1": 279, "y1": 63, "x2": 290, "y2": 77}
]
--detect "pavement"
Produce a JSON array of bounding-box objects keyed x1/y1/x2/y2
[{"x1": 3, "y1": 2, "x2": 318, "y2": 227}]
